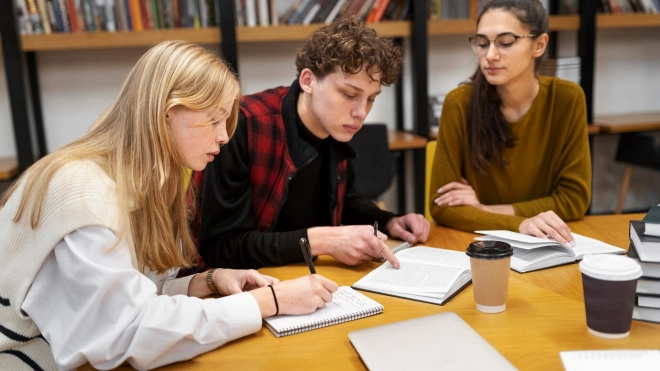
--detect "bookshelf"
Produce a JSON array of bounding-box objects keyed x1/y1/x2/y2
[
  {"x1": 237, "y1": 21, "x2": 410, "y2": 42},
  {"x1": 2, "y1": 1, "x2": 659, "y2": 211}
]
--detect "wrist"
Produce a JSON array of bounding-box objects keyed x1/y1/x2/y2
[
  {"x1": 307, "y1": 227, "x2": 331, "y2": 256},
  {"x1": 188, "y1": 272, "x2": 212, "y2": 297},
  {"x1": 250, "y1": 286, "x2": 278, "y2": 318}
]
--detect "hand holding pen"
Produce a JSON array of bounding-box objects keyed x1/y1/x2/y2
[
  {"x1": 299, "y1": 237, "x2": 316, "y2": 274},
  {"x1": 304, "y1": 225, "x2": 400, "y2": 268}
]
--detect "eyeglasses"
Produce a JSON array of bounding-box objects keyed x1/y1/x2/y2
[{"x1": 468, "y1": 34, "x2": 537, "y2": 54}]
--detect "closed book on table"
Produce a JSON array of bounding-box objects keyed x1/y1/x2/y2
[
  {"x1": 633, "y1": 305, "x2": 660, "y2": 324},
  {"x1": 642, "y1": 204, "x2": 660, "y2": 237},
  {"x1": 630, "y1": 221, "x2": 660, "y2": 263},
  {"x1": 627, "y1": 242, "x2": 660, "y2": 279}
]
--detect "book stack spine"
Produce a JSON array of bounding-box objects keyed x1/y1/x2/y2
[{"x1": 628, "y1": 206, "x2": 660, "y2": 323}]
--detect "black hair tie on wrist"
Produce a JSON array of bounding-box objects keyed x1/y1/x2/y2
[{"x1": 268, "y1": 284, "x2": 279, "y2": 316}]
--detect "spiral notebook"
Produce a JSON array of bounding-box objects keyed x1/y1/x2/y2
[{"x1": 263, "y1": 286, "x2": 383, "y2": 337}]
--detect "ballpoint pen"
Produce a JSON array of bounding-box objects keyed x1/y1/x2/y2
[
  {"x1": 373, "y1": 221, "x2": 378, "y2": 238},
  {"x1": 299, "y1": 237, "x2": 317, "y2": 274}
]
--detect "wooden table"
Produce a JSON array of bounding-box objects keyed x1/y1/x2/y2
[
  {"x1": 110, "y1": 213, "x2": 657, "y2": 371},
  {"x1": 593, "y1": 112, "x2": 660, "y2": 134}
]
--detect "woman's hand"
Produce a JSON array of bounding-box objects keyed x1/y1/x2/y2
[
  {"x1": 519, "y1": 211, "x2": 575, "y2": 245},
  {"x1": 250, "y1": 274, "x2": 339, "y2": 318},
  {"x1": 434, "y1": 178, "x2": 482, "y2": 208},
  {"x1": 212, "y1": 268, "x2": 279, "y2": 295}
]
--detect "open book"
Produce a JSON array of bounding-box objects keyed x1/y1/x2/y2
[
  {"x1": 263, "y1": 286, "x2": 383, "y2": 337},
  {"x1": 352, "y1": 246, "x2": 471, "y2": 305},
  {"x1": 475, "y1": 230, "x2": 626, "y2": 273}
]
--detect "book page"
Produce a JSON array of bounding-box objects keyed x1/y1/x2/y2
[
  {"x1": 359, "y1": 262, "x2": 467, "y2": 295},
  {"x1": 396, "y1": 246, "x2": 471, "y2": 268},
  {"x1": 476, "y1": 231, "x2": 624, "y2": 258},
  {"x1": 510, "y1": 246, "x2": 574, "y2": 272},
  {"x1": 571, "y1": 234, "x2": 625, "y2": 259},
  {"x1": 354, "y1": 247, "x2": 470, "y2": 296},
  {"x1": 560, "y1": 350, "x2": 660, "y2": 371},
  {"x1": 263, "y1": 286, "x2": 382, "y2": 332}
]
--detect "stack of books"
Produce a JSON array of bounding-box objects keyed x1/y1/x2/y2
[
  {"x1": 539, "y1": 57, "x2": 581, "y2": 85},
  {"x1": 628, "y1": 204, "x2": 660, "y2": 324}
]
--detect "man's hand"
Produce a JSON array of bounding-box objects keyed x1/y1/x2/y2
[
  {"x1": 386, "y1": 213, "x2": 430, "y2": 244},
  {"x1": 519, "y1": 211, "x2": 575, "y2": 246},
  {"x1": 307, "y1": 226, "x2": 400, "y2": 269}
]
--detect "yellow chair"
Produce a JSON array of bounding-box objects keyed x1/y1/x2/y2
[{"x1": 424, "y1": 141, "x2": 437, "y2": 222}]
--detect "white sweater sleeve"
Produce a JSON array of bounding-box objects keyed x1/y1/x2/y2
[{"x1": 21, "y1": 226, "x2": 263, "y2": 370}]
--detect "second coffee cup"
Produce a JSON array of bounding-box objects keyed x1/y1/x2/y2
[{"x1": 466, "y1": 241, "x2": 513, "y2": 313}]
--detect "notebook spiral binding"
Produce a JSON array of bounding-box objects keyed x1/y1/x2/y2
[
  {"x1": 391, "y1": 241, "x2": 412, "y2": 254},
  {"x1": 279, "y1": 306, "x2": 384, "y2": 337}
]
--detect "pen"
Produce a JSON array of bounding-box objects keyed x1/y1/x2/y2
[
  {"x1": 299, "y1": 237, "x2": 316, "y2": 274},
  {"x1": 373, "y1": 221, "x2": 378, "y2": 237}
]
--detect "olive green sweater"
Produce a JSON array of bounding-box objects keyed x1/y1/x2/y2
[{"x1": 430, "y1": 76, "x2": 591, "y2": 232}]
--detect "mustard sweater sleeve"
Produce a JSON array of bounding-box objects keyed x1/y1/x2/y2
[
  {"x1": 510, "y1": 81, "x2": 591, "y2": 221},
  {"x1": 429, "y1": 86, "x2": 526, "y2": 232},
  {"x1": 429, "y1": 78, "x2": 591, "y2": 233}
]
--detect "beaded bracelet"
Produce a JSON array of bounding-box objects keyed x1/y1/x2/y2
[{"x1": 268, "y1": 284, "x2": 279, "y2": 316}]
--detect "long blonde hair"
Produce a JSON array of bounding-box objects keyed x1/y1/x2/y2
[{"x1": 1, "y1": 40, "x2": 241, "y2": 272}]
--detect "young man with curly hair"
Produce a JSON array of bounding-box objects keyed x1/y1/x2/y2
[{"x1": 196, "y1": 17, "x2": 429, "y2": 271}]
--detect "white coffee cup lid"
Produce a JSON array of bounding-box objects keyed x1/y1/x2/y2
[{"x1": 579, "y1": 254, "x2": 642, "y2": 281}]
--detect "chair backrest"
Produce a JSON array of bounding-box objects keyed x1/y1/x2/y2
[
  {"x1": 425, "y1": 141, "x2": 437, "y2": 222},
  {"x1": 615, "y1": 133, "x2": 660, "y2": 170},
  {"x1": 349, "y1": 123, "x2": 394, "y2": 200}
]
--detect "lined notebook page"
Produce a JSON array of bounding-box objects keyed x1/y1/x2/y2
[
  {"x1": 263, "y1": 286, "x2": 383, "y2": 337},
  {"x1": 560, "y1": 350, "x2": 660, "y2": 371}
]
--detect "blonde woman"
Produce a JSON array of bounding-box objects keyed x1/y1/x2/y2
[{"x1": 0, "y1": 41, "x2": 337, "y2": 370}]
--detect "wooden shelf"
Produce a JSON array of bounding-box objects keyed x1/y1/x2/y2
[
  {"x1": 428, "y1": 15, "x2": 580, "y2": 36},
  {"x1": 20, "y1": 28, "x2": 222, "y2": 51},
  {"x1": 19, "y1": 22, "x2": 412, "y2": 51},
  {"x1": 593, "y1": 112, "x2": 660, "y2": 134},
  {"x1": 0, "y1": 157, "x2": 18, "y2": 180},
  {"x1": 428, "y1": 19, "x2": 476, "y2": 36},
  {"x1": 238, "y1": 21, "x2": 411, "y2": 42},
  {"x1": 548, "y1": 15, "x2": 581, "y2": 31},
  {"x1": 597, "y1": 13, "x2": 660, "y2": 29}
]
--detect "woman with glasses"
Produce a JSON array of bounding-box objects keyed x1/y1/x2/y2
[{"x1": 429, "y1": 0, "x2": 591, "y2": 245}]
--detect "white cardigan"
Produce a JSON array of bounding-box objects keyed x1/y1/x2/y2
[{"x1": 0, "y1": 161, "x2": 262, "y2": 370}]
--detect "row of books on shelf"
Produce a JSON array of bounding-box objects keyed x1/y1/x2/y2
[
  {"x1": 559, "y1": 0, "x2": 660, "y2": 14},
  {"x1": 235, "y1": 0, "x2": 411, "y2": 28},
  {"x1": 628, "y1": 204, "x2": 660, "y2": 324},
  {"x1": 598, "y1": 0, "x2": 660, "y2": 13},
  {"x1": 14, "y1": 0, "x2": 220, "y2": 35},
  {"x1": 539, "y1": 56, "x2": 581, "y2": 85}
]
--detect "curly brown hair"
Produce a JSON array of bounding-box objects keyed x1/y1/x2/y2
[{"x1": 295, "y1": 17, "x2": 402, "y2": 86}]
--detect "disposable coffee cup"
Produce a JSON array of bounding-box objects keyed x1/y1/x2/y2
[
  {"x1": 579, "y1": 254, "x2": 642, "y2": 339},
  {"x1": 466, "y1": 241, "x2": 513, "y2": 313}
]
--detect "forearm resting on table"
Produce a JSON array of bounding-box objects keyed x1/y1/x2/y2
[
  {"x1": 187, "y1": 270, "x2": 276, "y2": 318},
  {"x1": 481, "y1": 204, "x2": 515, "y2": 216}
]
